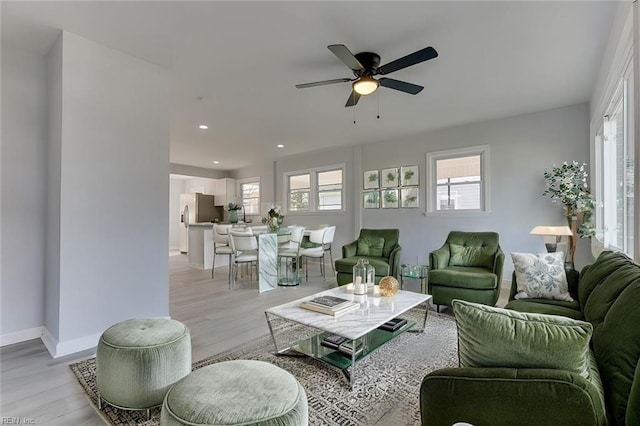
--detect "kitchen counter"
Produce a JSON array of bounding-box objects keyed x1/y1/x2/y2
[{"x1": 187, "y1": 224, "x2": 214, "y2": 269}]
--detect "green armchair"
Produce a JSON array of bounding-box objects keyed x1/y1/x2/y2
[
  {"x1": 334, "y1": 229, "x2": 401, "y2": 286},
  {"x1": 428, "y1": 231, "x2": 504, "y2": 310}
]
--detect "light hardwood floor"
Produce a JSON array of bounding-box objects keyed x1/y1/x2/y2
[
  {"x1": 0, "y1": 254, "x2": 510, "y2": 424},
  {"x1": 0, "y1": 254, "x2": 336, "y2": 424}
]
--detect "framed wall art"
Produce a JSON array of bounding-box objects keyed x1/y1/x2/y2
[
  {"x1": 401, "y1": 187, "x2": 419, "y2": 208},
  {"x1": 381, "y1": 168, "x2": 399, "y2": 188},
  {"x1": 381, "y1": 189, "x2": 399, "y2": 208},
  {"x1": 364, "y1": 170, "x2": 380, "y2": 189},
  {"x1": 401, "y1": 165, "x2": 419, "y2": 186},
  {"x1": 363, "y1": 190, "x2": 380, "y2": 209}
]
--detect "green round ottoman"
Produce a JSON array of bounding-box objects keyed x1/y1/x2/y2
[
  {"x1": 96, "y1": 318, "x2": 191, "y2": 418},
  {"x1": 160, "y1": 360, "x2": 308, "y2": 426}
]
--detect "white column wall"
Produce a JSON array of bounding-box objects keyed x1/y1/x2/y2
[{"x1": 43, "y1": 32, "x2": 170, "y2": 356}]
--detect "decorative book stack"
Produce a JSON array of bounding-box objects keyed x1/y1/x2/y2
[
  {"x1": 377, "y1": 317, "x2": 407, "y2": 332},
  {"x1": 300, "y1": 295, "x2": 359, "y2": 316},
  {"x1": 320, "y1": 334, "x2": 364, "y2": 357}
]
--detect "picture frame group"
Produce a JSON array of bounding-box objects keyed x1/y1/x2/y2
[{"x1": 363, "y1": 165, "x2": 419, "y2": 209}]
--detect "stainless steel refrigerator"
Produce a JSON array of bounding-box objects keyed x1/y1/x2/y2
[{"x1": 181, "y1": 193, "x2": 219, "y2": 225}]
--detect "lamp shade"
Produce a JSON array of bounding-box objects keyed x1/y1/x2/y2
[
  {"x1": 353, "y1": 76, "x2": 379, "y2": 95},
  {"x1": 530, "y1": 226, "x2": 573, "y2": 236}
]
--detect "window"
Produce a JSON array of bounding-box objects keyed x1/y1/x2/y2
[
  {"x1": 317, "y1": 169, "x2": 343, "y2": 210},
  {"x1": 285, "y1": 165, "x2": 345, "y2": 213},
  {"x1": 427, "y1": 145, "x2": 489, "y2": 213},
  {"x1": 595, "y1": 63, "x2": 634, "y2": 257},
  {"x1": 288, "y1": 174, "x2": 310, "y2": 212},
  {"x1": 239, "y1": 179, "x2": 260, "y2": 215}
]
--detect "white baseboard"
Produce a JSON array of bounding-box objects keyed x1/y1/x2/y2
[
  {"x1": 41, "y1": 327, "x2": 58, "y2": 356},
  {"x1": 42, "y1": 327, "x2": 101, "y2": 358},
  {"x1": 10, "y1": 317, "x2": 173, "y2": 358},
  {"x1": 0, "y1": 326, "x2": 43, "y2": 347}
]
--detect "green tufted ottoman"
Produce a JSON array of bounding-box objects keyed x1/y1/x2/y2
[
  {"x1": 160, "y1": 360, "x2": 308, "y2": 426},
  {"x1": 96, "y1": 318, "x2": 191, "y2": 419}
]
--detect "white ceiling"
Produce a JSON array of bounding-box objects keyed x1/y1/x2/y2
[{"x1": 2, "y1": 1, "x2": 619, "y2": 170}]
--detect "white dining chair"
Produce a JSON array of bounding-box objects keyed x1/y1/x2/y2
[
  {"x1": 322, "y1": 226, "x2": 336, "y2": 274},
  {"x1": 229, "y1": 230, "x2": 258, "y2": 288},
  {"x1": 212, "y1": 224, "x2": 233, "y2": 281},
  {"x1": 300, "y1": 227, "x2": 328, "y2": 281},
  {"x1": 277, "y1": 226, "x2": 305, "y2": 286}
]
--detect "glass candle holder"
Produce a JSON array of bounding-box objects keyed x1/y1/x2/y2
[{"x1": 353, "y1": 259, "x2": 374, "y2": 295}]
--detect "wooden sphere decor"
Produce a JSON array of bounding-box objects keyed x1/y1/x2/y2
[{"x1": 379, "y1": 276, "x2": 399, "y2": 297}]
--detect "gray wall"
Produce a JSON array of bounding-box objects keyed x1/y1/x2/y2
[
  {"x1": 0, "y1": 46, "x2": 48, "y2": 338},
  {"x1": 361, "y1": 103, "x2": 592, "y2": 274},
  {"x1": 241, "y1": 103, "x2": 592, "y2": 277}
]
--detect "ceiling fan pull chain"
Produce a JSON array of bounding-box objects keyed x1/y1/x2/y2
[
  {"x1": 377, "y1": 90, "x2": 381, "y2": 119},
  {"x1": 353, "y1": 93, "x2": 357, "y2": 124}
]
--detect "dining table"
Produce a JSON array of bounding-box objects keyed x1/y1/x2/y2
[
  {"x1": 250, "y1": 226, "x2": 292, "y2": 293},
  {"x1": 230, "y1": 224, "x2": 327, "y2": 293}
]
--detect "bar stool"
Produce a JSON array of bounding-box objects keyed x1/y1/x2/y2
[{"x1": 212, "y1": 224, "x2": 233, "y2": 282}]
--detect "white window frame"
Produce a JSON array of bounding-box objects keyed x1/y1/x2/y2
[
  {"x1": 426, "y1": 145, "x2": 490, "y2": 215},
  {"x1": 283, "y1": 163, "x2": 346, "y2": 214},
  {"x1": 594, "y1": 58, "x2": 634, "y2": 256},
  {"x1": 590, "y1": 7, "x2": 635, "y2": 259},
  {"x1": 237, "y1": 177, "x2": 260, "y2": 216}
]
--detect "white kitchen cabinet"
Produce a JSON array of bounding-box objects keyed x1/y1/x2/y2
[
  {"x1": 214, "y1": 178, "x2": 237, "y2": 206},
  {"x1": 185, "y1": 177, "x2": 216, "y2": 195}
]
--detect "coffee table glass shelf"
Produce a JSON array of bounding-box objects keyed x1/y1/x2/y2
[{"x1": 265, "y1": 286, "x2": 431, "y2": 389}]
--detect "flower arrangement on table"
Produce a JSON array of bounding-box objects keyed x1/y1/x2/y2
[
  {"x1": 262, "y1": 207, "x2": 284, "y2": 232},
  {"x1": 226, "y1": 202, "x2": 242, "y2": 211},
  {"x1": 226, "y1": 202, "x2": 242, "y2": 223},
  {"x1": 542, "y1": 161, "x2": 596, "y2": 267}
]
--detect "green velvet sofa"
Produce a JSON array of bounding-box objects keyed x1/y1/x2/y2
[
  {"x1": 334, "y1": 229, "x2": 401, "y2": 286},
  {"x1": 420, "y1": 250, "x2": 640, "y2": 426}
]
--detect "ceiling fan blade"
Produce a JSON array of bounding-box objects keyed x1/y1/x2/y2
[
  {"x1": 328, "y1": 44, "x2": 365, "y2": 71},
  {"x1": 379, "y1": 78, "x2": 424, "y2": 95},
  {"x1": 376, "y1": 46, "x2": 438, "y2": 75},
  {"x1": 345, "y1": 91, "x2": 361, "y2": 107},
  {"x1": 295, "y1": 78, "x2": 352, "y2": 89}
]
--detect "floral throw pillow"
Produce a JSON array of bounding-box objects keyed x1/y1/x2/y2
[{"x1": 511, "y1": 252, "x2": 573, "y2": 301}]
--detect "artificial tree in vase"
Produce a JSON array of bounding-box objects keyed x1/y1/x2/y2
[{"x1": 543, "y1": 161, "x2": 596, "y2": 269}]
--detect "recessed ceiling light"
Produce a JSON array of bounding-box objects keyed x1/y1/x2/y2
[
  {"x1": 198, "y1": 124, "x2": 209, "y2": 130},
  {"x1": 213, "y1": 160, "x2": 220, "y2": 164},
  {"x1": 277, "y1": 144, "x2": 284, "y2": 148}
]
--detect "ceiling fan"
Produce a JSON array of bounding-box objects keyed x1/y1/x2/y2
[{"x1": 295, "y1": 44, "x2": 438, "y2": 107}]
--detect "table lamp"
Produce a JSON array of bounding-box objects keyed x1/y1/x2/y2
[{"x1": 530, "y1": 225, "x2": 574, "y2": 252}]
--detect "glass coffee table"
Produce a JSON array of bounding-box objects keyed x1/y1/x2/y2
[{"x1": 264, "y1": 287, "x2": 431, "y2": 389}]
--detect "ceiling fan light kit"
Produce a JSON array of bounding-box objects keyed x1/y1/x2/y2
[
  {"x1": 295, "y1": 43, "x2": 438, "y2": 107},
  {"x1": 353, "y1": 76, "x2": 379, "y2": 95}
]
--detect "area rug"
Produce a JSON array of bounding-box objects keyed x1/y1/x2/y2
[{"x1": 70, "y1": 310, "x2": 458, "y2": 426}]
